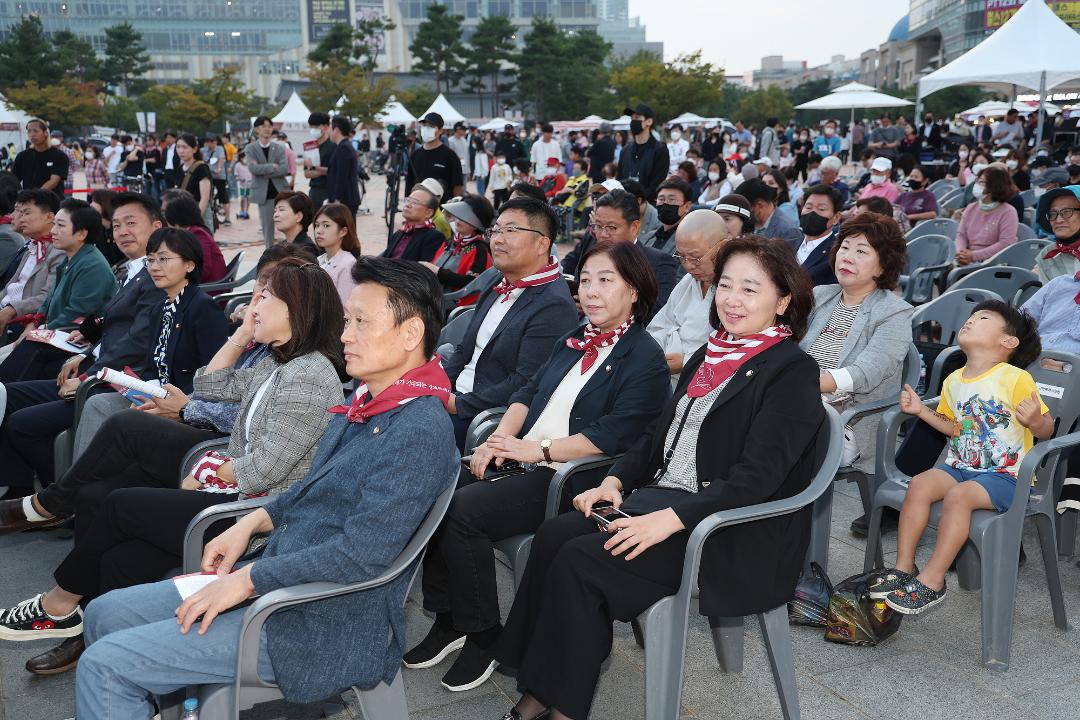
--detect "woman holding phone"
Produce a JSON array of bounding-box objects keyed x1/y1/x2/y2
[
  {"x1": 492, "y1": 236, "x2": 825, "y2": 720},
  {"x1": 404, "y1": 241, "x2": 670, "y2": 693}
]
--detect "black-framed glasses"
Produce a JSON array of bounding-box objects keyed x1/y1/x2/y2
[
  {"x1": 1047, "y1": 208, "x2": 1080, "y2": 222},
  {"x1": 587, "y1": 222, "x2": 621, "y2": 237},
  {"x1": 484, "y1": 225, "x2": 544, "y2": 241}
]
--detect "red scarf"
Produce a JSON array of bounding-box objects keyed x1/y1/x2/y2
[
  {"x1": 0, "y1": 215, "x2": 11, "y2": 225},
  {"x1": 565, "y1": 318, "x2": 633, "y2": 373},
  {"x1": 1073, "y1": 271, "x2": 1080, "y2": 305},
  {"x1": 402, "y1": 219, "x2": 436, "y2": 234},
  {"x1": 451, "y1": 232, "x2": 482, "y2": 254},
  {"x1": 687, "y1": 325, "x2": 791, "y2": 398},
  {"x1": 493, "y1": 257, "x2": 561, "y2": 303},
  {"x1": 1044, "y1": 237, "x2": 1080, "y2": 263},
  {"x1": 31, "y1": 234, "x2": 53, "y2": 262},
  {"x1": 329, "y1": 357, "x2": 451, "y2": 424}
]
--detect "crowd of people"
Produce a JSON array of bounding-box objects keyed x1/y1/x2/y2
[{"x1": 0, "y1": 97, "x2": 1076, "y2": 720}]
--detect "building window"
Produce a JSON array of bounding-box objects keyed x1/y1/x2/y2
[
  {"x1": 488, "y1": 0, "x2": 510, "y2": 15},
  {"x1": 521, "y1": 0, "x2": 549, "y2": 18}
]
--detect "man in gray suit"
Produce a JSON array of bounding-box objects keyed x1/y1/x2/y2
[
  {"x1": 735, "y1": 178, "x2": 803, "y2": 248},
  {"x1": 75, "y1": 257, "x2": 460, "y2": 715},
  {"x1": 244, "y1": 115, "x2": 289, "y2": 248}
]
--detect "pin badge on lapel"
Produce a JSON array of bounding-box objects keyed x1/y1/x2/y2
[
  {"x1": 746, "y1": 369, "x2": 754, "y2": 377},
  {"x1": 372, "y1": 426, "x2": 381, "y2": 435},
  {"x1": 605, "y1": 365, "x2": 612, "y2": 372}
]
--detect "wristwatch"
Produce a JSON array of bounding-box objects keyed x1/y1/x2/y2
[{"x1": 540, "y1": 438, "x2": 552, "y2": 463}]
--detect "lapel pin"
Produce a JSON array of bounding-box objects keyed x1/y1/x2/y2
[
  {"x1": 372, "y1": 426, "x2": 381, "y2": 435},
  {"x1": 746, "y1": 369, "x2": 754, "y2": 377},
  {"x1": 605, "y1": 365, "x2": 612, "y2": 372}
]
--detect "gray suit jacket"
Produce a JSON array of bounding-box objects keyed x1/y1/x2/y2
[
  {"x1": 759, "y1": 209, "x2": 803, "y2": 249},
  {"x1": 249, "y1": 395, "x2": 459, "y2": 703},
  {"x1": 3, "y1": 244, "x2": 64, "y2": 316},
  {"x1": 193, "y1": 351, "x2": 343, "y2": 496},
  {"x1": 242, "y1": 140, "x2": 289, "y2": 205}
]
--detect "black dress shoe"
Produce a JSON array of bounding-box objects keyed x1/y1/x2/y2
[
  {"x1": 25, "y1": 634, "x2": 85, "y2": 675},
  {"x1": 0, "y1": 498, "x2": 66, "y2": 535},
  {"x1": 850, "y1": 508, "x2": 900, "y2": 538}
]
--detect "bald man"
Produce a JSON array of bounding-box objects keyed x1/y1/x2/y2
[{"x1": 646, "y1": 209, "x2": 732, "y2": 380}]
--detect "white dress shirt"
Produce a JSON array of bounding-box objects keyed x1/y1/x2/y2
[
  {"x1": 796, "y1": 234, "x2": 830, "y2": 264},
  {"x1": 455, "y1": 288, "x2": 521, "y2": 394}
]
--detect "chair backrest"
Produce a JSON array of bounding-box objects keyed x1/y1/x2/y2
[
  {"x1": 221, "y1": 252, "x2": 243, "y2": 282},
  {"x1": 1020, "y1": 189, "x2": 1036, "y2": 209},
  {"x1": 939, "y1": 190, "x2": 967, "y2": 215},
  {"x1": 949, "y1": 265, "x2": 1039, "y2": 302},
  {"x1": 905, "y1": 233, "x2": 954, "y2": 271},
  {"x1": 928, "y1": 179, "x2": 958, "y2": 199},
  {"x1": 444, "y1": 266, "x2": 502, "y2": 304},
  {"x1": 911, "y1": 287, "x2": 1003, "y2": 346},
  {"x1": 902, "y1": 343, "x2": 921, "y2": 388},
  {"x1": 1027, "y1": 351, "x2": 1080, "y2": 493},
  {"x1": 437, "y1": 306, "x2": 474, "y2": 348},
  {"x1": 907, "y1": 218, "x2": 959, "y2": 243},
  {"x1": 988, "y1": 238, "x2": 1049, "y2": 268},
  {"x1": 1014, "y1": 223, "x2": 1038, "y2": 242}
]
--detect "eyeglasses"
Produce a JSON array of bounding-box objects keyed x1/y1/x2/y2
[
  {"x1": 1047, "y1": 208, "x2": 1080, "y2": 222},
  {"x1": 587, "y1": 222, "x2": 622, "y2": 237},
  {"x1": 673, "y1": 240, "x2": 723, "y2": 267},
  {"x1": 145, "y1": 255, "x2": 182, "y2": 267},
  {"x1": 484, "y1": 225, "x2": 544, "y2": 241},
  {"x1": 403, "y1": 197, "x2": 434, "y2": 209}
]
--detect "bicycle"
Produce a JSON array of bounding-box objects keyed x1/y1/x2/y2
[
  {"x1": 212, "y1": 192, "x2": 227, "y2": 231},
  {"x1": 384, "y1": 146, "x2": 408, "y2": 239}
]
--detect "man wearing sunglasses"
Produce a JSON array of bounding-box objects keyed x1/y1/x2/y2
[{"x1": 441, "y1": 196, "x2": 578, "y2": 450}]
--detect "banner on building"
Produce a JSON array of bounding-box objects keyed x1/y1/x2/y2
[
  {"x1": 308, "y1": 0, "x2": 351, "y2": 42},
  {"x1": 985, "y1": 0, "x2": 1080, "y2": 30}
]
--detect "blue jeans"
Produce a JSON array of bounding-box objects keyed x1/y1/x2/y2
[{"x1": 77, "y1": 578, "x2": 275, "y2": 719}]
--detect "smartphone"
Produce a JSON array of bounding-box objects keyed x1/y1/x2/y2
[{"x1": 591, "y1": 502, "x2": 631, "y2": 531}]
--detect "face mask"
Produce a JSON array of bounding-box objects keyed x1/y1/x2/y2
[
  {"x1": 800, "y1": 134, "x2": 808, "y2": 141},
  {"x1": 1005, "y1": 160, "x2": 1018, "y2": 170},
  {"x1": 958, "y1": 150, "x2": 969, "y2": 160},
  {"x1": 449, "y1": 220, "x2": 459, "y2": 236},
  {"x1": 870, "y1": 174, "x2": 886, "y2": 185},
  {"x1": 971, "y1": 163, "x2": 988, "y2": 176},
  {"x1": 971, "y1": 183, "x2": 985, "y2": 200},
  {"x1": 924, "y1": 117, "x2": 933, "y2": 124},
  {"x1": 630, "y1": 119, "x2": 644, "y2": 135},
  {"x1": 799, "y1": 211, "x2": 830, "y2": 237},
  {"x1": 908, "y1": 180, "x2": 922, "y2": 190},
  {"x1": 50, "y1": 137, "x2": 61, "y2": 146},
  {"x1": 85, "y1": 151, "x2": 95, "y2": 159},
  {"x1": 824, "y1": 127, "x2": 835, "y2": 136},
  {"x1": 708, "y1": 171, "x2": 721, "y2": 182},
  {"x1": 496, "y1": 157, "x2": 506, "y2": 165},
  {"x1": 1034, "y1": 186, "x2": 1048, "y2": 199},
  {"x1": 670, "y1": 131, "x2": 682, "y2": 141},
  {"x1": 310, "y1": 128, "x2": 321, "y2": 137},
  {"x1": 420, "y1": 126, "x2": 437, "y2": 143},
  {"x1": 126, "y1": 144, "x2": 134, "y2": 151},
  {"x1": 978, "y1": 200, "x2": 999, "y2": 211},
  {"x1": 656, "y1": 203, "x2": 682, "y2": 226}
]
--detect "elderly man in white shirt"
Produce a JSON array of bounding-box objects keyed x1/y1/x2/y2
[{"x1": 646, "y1": 209, "x2": 732, "y2": 386}]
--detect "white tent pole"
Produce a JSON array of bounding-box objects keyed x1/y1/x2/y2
[
  {"x1": 915, "y1": 85, "x2": 923, "y2": 124},
  {"x1": 1035, "y1": 70, "x2": 1047, "y2": 150}
]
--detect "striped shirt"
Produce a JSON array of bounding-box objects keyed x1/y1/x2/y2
[
  {"x1": 656, "y1": 377, "x2": 733, "y2": 494},
  {"x1": 807, "y1": 301, "x2": 860, "y2": 371}
]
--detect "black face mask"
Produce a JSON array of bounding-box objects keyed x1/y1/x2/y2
[
  {"x1": 799, "y1": 211, "x2": 830, "y2": 237},
  {"x1": 908, "y1": 180, "x2": 922, "y2": 190},
  {"x1": 630, "y1": 119, "x2": 644, "y2": 136},
  {"x1": 656, "y1": 203, "x2": 682, "y2": 226}
]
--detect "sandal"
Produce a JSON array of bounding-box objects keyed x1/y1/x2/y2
[
  {"x1": 867, "y1": 565, "x2": 919, "y2": 599},
  {"x1": 499, "y1": 708, "x2": 551, "y2": 720},
  {"x1": 884, "y1": 577, "x2": 948, "y2": 615}
]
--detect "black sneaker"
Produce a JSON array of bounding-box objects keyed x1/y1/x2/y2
[
  {"x1": 402, "y1": 624, "x2": 465, "y2": 669},
  {"x1": 0, "y1": 594, "x2": 83, "y2": 641},
  {"x1": 441, "y1": 638, "x2": 497, "y2": 692}
]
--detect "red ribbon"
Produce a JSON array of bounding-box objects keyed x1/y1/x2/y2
[
  {"x1": 565, "y1": 318, "x2": 633, "y2": 373},
  {"x1": 31, "y1": 234, "x2": 53, "y2": 262},
  {"x1": 687, "y1": 326, "x2": 792, "y2": 398},
  {"x1": 492, "y1": 257, "x2": 561, "y2": 303},
  {"x1": 329, "y1": 356, "x2": 451, "y2": 424}
]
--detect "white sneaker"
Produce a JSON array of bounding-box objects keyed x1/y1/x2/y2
[{"x1": 841, "y1": 425, "x2": 861, "y2": 467}]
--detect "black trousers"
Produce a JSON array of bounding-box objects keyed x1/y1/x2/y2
[
  {"x1": 422, "y1": 466, "x2": 554, "y2": 633},
  {"x1": 37, "y1": 409, "x2": 222, "y2": 525},
  {"x1": 451, "y1": 413, "x2": 472, "y2": 452},
  {"x1": 308, "y1": 186, "x2": 328, "y2": 210},
  {"x1": 0, "y1": 379, "x2": 78, "y2": 492},
  {"x1": 54, "y1": 487, "x2": 237, "y2": 601},
  {"x1": 0, "y1": 341, "x2": 75, "y2": 383},
  {"x1": 492, "y1": 189, "x2": 509, "y2": 210},
  {"x1": 494, "y1": 499, "x2": 688, "y2": 720}
]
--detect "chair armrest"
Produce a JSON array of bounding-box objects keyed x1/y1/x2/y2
[
  {"x1": 1007, "y1": 429, "x2": 1080, "y2": 514},
  {"x1": 72, "y1": 377, "x2": 106, "y2": 429},
  {"x1": 840, "y1": 395, "x2": 901, "y2": 427},
  {"x1": 464, "y1": 407, "x2": 507, "y2": 452},
  {"x1": 874, "y1": 400, "x2": 939, "y2": 482},
  {"x1": 945, "y1": 263, "x2": 983, "y2": 286},
  {"x1": 544, "y1": 454, "x2": 622, "y2": 517},
  {"x1": 178, "y1": 438, "x2": 232, "y2": 483},
  {"x1": 182, "y1": 496, "x2": 273, "y2": 573}
]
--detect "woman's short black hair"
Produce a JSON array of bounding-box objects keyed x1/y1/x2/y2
[
  {"x1": 351, "y1": 256, "x2": 445, "y2": 358},
  {"x1": 972, "y1": 300, "x2": 1042, "y2": 370},
  {"x1": 709, "y1": 235, "x2": 813, "y2": 340},
  {"x1": 59, "y1": 198, "x2": 103, "y2": 247},
  {"x1": 264, "y1": 256, "x2": 346, "y2": 373},
  {"x1": 146, "y1": 227, "x2": 203, "y2": 284},
  {"x1": 580, "y1": 240, "x2": 659, "y2": 325},
  {"x1": 161, "y1": 189, "x2": 207, "y2": 229},
  {"x1": 831, "y1": 210, "x2": 907, "y2": 290},
  {"x1": 256, "y1": 242, "x2": 317, "y2": 278},
  {"x1": 275, "y1": 191, "x2": 314, "y2": 232}
]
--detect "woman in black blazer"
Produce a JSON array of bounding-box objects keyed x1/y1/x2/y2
[
  {"x1": 493, "y1": 236, "x2": 826, "y2": 720},
  {"x1": 405, "y1": 241, "x2": 670, "y2": 692}
]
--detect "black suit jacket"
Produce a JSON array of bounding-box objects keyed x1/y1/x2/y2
[
  {"x1": 609, "y1": 339, "x2": 824, "y2": 617},
  {"x1": 801, "y1": 231, "x2": 838, "y2": 287},
  {"x1": 443, "y1": 277, "x2": 579, "y2": 420},
  {"x1": 381, "y1": 227, "x2": 445, "y2": 263},
  {"x1": 84, "y1": 265, "x2": 166, "y2": 377},
  {"x1": 142, "y1": 286, "x2": 230, "y2": 393},
  {"x1": 561, "y1": 233, "x2": 678, "y2": 317}
]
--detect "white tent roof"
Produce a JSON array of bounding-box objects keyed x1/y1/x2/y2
[
  {"x1": 0, "y1": 93, "x2": 30, "y2": 125},
  {"x1": 611, "y1": 114, "x2": 632, "y2": 130},
  {"x1": 795, "y1": 90, "x2": 911, "y2": 111},
  {"x1": 477, "y1": 117, "x2": 518, "y2": 131},
  {"x1": 959, "y1": 100, "x2": 1061, "y2": 119},
  {"x1": 919, "y1": 0, "x2": 1080, "y2": 97},
  {"x1": 580, "y1": 114, "x2": 608, "y2": 124},
  {"x1": 833, "y1": 81, "x2": 878, "y2": 93},
  {"x1": 667, "y1": 112, "x2": 708, "y2": 127},
  {"x1": 422, "y1": 94, "x2": 465, "y2": 125},
  {"x1": 375, "y1": 97, "x2": 416, "y2": 125},
  {"x1": 272, "y1": 92, "x2": 311, "y2": 124}
]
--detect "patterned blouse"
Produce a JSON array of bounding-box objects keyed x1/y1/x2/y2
[
  {"x1": 152, "y1": 287, "x2": 183, "y2": 384},
  {"x1": 656, "y1": 376, "x2": 733, "y2": 494}
]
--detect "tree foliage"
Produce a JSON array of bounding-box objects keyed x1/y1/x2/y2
[
  {"x1": 51, "y1": 30, "x2": 100, "y2": 84},
  {"x1": 516, "y1": 18, "x2": 610, "y2": 120},
  {"x1": 736, "y1": 86, "x2": 794, "y2": 127},
  {"x1": 462, "y1": 15, "x2": 517, "y2": 117},
  {"x1": 409, "y1": 3, "x2": 466, "y2": 94},
  {"x1": 397, "y1": 84, "x2": 439, "y2": 117},
  {"x1": 190, "y1": 65, "x2": 260, "y2": 132},
  {"x1": 608, "y1": 51, "x2": 725, "y2": 122},
  {"x1": 306, "y1": 18, "x2": 395, "y2": 72},
  {"x1": 100, "y1": 22, "x2": 152, "y2": 94},
  {"x1": 301, "y1": 59, "x2": 395, "y2": 124},
  {"x1": 4, "y1": 80, "x2": 103, "y2": 127},
  {"x1": 0, "y1": 16, "x2": 63, "y2": 88}
]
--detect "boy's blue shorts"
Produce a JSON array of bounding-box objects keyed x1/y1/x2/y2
[{"x1": 937, "y1": 464, "x2": 1020, "y2": 512}]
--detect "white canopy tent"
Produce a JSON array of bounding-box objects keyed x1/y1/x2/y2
[
  {"x1": 477, "y1": 117, "x2": 518, "y2": 131},
  {"x1": 666, "y1": 112, "x2": 708, "y2": 127},
  {"x1": 375, "y1": 96, "x2": 416, "y2": 126},
  {"x1": 917, "y1": 0, "x2": 1080, "y2": 145},
  {"x1": 0, "y1": 93, "x2": 30, "y2": 151},
  {"x1": 421, "y1": 94, "x2": 465, "y2": 125},
  {"x1": 271, "y1": 92, "x2": 312, "y2": 151},
  {"x1": 795, "y1": 83, "x2": 912, "y2": 131},
  {"x1": 959, "y1": 100, "x2": 1062, "y2": 121},
  {"x1": 610, "y1": 114, "x2": 632, "y2": 131}
]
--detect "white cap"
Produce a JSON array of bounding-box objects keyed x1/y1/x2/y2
[
  {"x1": 991, "y1": 147, "x2": 1010, "y2": 158},
  {"x1": 870, "y1": 157, "x2": 893, "y2": 172},
  {"x1": 754, "y1": 156, "x2": 773, "y2": 167},
  {"x1": 600, "y1": 178, "x2": 624, "y2": 191},
  {"x1": 416, "y1": 177, "x2": 444, "y2": 201}
]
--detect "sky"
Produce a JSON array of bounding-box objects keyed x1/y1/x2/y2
[{"x1": 627, "y1": 0, "x2": 910, "y2": 77}]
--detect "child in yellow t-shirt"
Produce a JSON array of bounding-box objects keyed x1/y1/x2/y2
[{"x1": 874, "y1": 301, "x2": 1053, "y2": 615}]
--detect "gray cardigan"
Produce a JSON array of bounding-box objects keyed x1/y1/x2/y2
[
  {"x1": 801, "y1": 284, "x2": 913, "y2": 468},
  {"x1": 193, "y1": 351, "x2": 343, "y2": 496}
]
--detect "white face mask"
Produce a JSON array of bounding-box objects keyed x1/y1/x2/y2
[
  {"x1": 869, "y1": 174, "x2": 886, "y2": 185},
  {"x1": 1005, "y1": 160, "x2": 1018, "y2": 170},
  {"x1": 420, "y1": 126, "x2": 437, "y2": 143},
  {"x1": 799, "y1": 134, "x2": 808, "y2": 141},
  {"x1": 85, "y1": 151, "x2": 95, "y2": 159},
  {"x1": 496, "y1": 157, "x2": 506, "y2": 165},
  {"x1": 310, "y1": 128, "x2": 321, "y2": 138},
  {"x1": 971, "y1": 183, "x2": 985, "y2": 200},
  {"x1": 971, "y1": 163, "x2": 988, "y2": 176},
  {"x1": 50, "y1": 137, "x2": 61, "y2": 146},
  {"x1": 670, "y1": 131, "x2": 682, "y2": 141},
  {"x1": 449, "y1": 220, "x2": 459, "y2": 236},
  {"x1": 824, "y1": 127, "x2": 835, "y2": 136},
  {"x1": 708, "y1": 171, "x2": 721, "y2": 182},
  {"x1": 958, "y1": 150, "x2": 969, "y2": 160},
  {"x1": 125, "y1": 144, "x2": 134, "y2": 152}
]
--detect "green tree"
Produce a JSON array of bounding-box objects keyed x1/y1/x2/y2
[
  {"x1": 609, "y1": 51, "x2": 724, "y2": 122},
  {"x1": 409, "y1": 3, "x2": 465, "y2": 94},
  {"x1": 463, "y1": 15, "x2": 517, "y2": 117},
  {"x1": 140, "y1": 84, "x2": 214, "y2": 133},
  {"x1": 557, "y1": 30, "x2": 610, "y2": 118},
  {"x1": 736, "y1": 86, "x2": 794, "y2": 127},
  {"x1": 301, "y1": 59, "x2": 396, "y2": 123},
  {"x1": 397, "y1": 84, "x2": 439, "y2": 117},
  {"x1": 0, "y1": 16, "x2": 63, "y2": 88},
  {"x1": 102, "y1": 94, "x2": 141, "y2": 131},
  {"x1": 515, "y1": 17, "x2": 562, "y2": 119},
  {"x1": 307, "y1": 23, "x2": 358, "y2": 67},
  {"x1": 191, "y1": 65, "x2": 259, "y2": 133},
  {"x1": 52, "y1": 30, "x2": 100, "y2": 84},
  {"x1": 100, "y1": 22, "x2": 152, "y2": 95},
  {"x1": 354, "y1": 16, "x2": 396, "y2": 72},
  {"x1": 787, "y1": 78, "x2": 832, "y2": 108},
  {"x1": 4, "y1": 80, "x2": 103, "y2": 127}
]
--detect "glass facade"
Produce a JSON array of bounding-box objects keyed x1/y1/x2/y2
[
  {"x1": 908, "y1": 0, "x2": 1006, "y2": 64},
  {"x1": 397, "y1": 0, "x2": 594, "y2": 19}
]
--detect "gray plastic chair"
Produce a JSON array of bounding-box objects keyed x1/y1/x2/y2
[
  {"x1": 443, "y1": 266, "x2": 502, "y2": 308},
  {"x1": 51, "y1": 377, "x2": 107, "y2": 486},
  {"x1": 437, "y1": 306, "x2": 474, "y2": 349},
  {"x1": 200, "y1": 258, "x2": 254, "y2": 295},
  {"x1": 906, "y1": 217, "x2": 959, "y2": 242},
  {"x1": 928, "y1": 179, "x2": 958, "y2": 200},
  {"x1": 945, "y1": 240, "x2": 1051, "y2": 286},
  {"x1": 863, "y1": 351, "x2": 1080, "y2": 670},
  {"x1": 174, "y1": 478, "x2": 458, "y2": 719},
  {"x1": 910, "y1": 287, "x2": 1003, "y2": 347},
  {"x1": 1020, "y1": 189, "x2": 1036, "y2": 208},
  {"x1": 1015, "y1": 223, "x2": 1039, "y2": 241},
  {"x1": 635, "y1": 404, "x2": 843, "y2": 720},
  {"x1": 900, "y1": 233, "x2": 956, "y2": 304},
  {"x1": 938, "y1": 189, "x2": 967, "y2": 216},
  {"x1": 178, "y1": 438, "x2": 231, "y2": 482},
  {"x1": 948, "y1": 265, "x2": 1039, "y2": 305}
]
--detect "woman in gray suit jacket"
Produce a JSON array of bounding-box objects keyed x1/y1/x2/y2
[
  {"x1": 0, "y1": 258, "x2": 347, "y2": 671},
  {"x1": 800, "y1": 210, "x2": 912, "y2": 471}
]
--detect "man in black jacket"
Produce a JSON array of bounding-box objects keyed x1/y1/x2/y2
[
  {"x1": 442, "y1": 196, "x2": 578, "y2": 449},
  {"x1": 494, "y1": 123, "x2": 526, "y2": 166},
  {"x1": 326, "y1": 116, "x2": 361, "y2": 215},
  {"x1": 381, "y1": 179, "x2": 446, "y2": 262},
  {"x1": 586, "y1": 122, "x2": 616, "y2": 183},
  {"x1": 617, "y1": 103, "x2": 670, "y2": 201}
]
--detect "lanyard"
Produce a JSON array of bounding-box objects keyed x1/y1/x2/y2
[{"x1": 654, "y1": 396, "x2": 698, "y2": 481}]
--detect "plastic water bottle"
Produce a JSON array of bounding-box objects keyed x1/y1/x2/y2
[{"x1": 181, "y1": 698, "x2": 199, "y2": 720}]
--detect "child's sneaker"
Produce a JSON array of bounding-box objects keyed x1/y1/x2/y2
[
  {"x1": 868, "y1": 565, "x2": 919, "y2": 599},
  {"x1": 884, "y1": 578, "x2": 947, "y2": 615}
]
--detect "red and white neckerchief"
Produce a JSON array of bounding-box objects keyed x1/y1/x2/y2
[
  {"x1": 0, "y1": 215, "x2": 11, "y2": 226},
  {"x1": 450, "y1": 232, "x2": 482, "y2": 254},
  {"x1": 492, "y1": 256, "x2": 561, "y2": 303},
  {"x1": 686, "y1": 325, "x2": 791, "y2": 398},
  {"x1": 30, "y1": 234, "x2": 53, "y2": 262},
  {"x1": 565, "y1": 318, "x2": 634, "y2": 374},
  {"x1": 1044, "y1": 237, "x2": 1080, "y2": 263},
  {"x1": 191, "y1": 450, "x2": 265, "y2": 497},
  {"x1": 329, "y1": 356, "x2": 451, "y2": 424},
  {"x1": 401, "y1": 219, "x2": 436, "y2": 234},
  {"x1": 1073, "y1": 271, "x2": 1080, "y2": 305}
]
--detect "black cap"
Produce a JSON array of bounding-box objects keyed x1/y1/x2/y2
[
  {"x1": 420, "y1": 112, "x2": 444, "y2": 128},
  {"x1": 453, "y1": 121, "x2": 466, "y2": 130},
  {"x1": 504, "y1": 123, "x2": 515, "y2": 131},
  {"x1": 623, "y1": 103, "x2": 656, "y2": 120}
]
